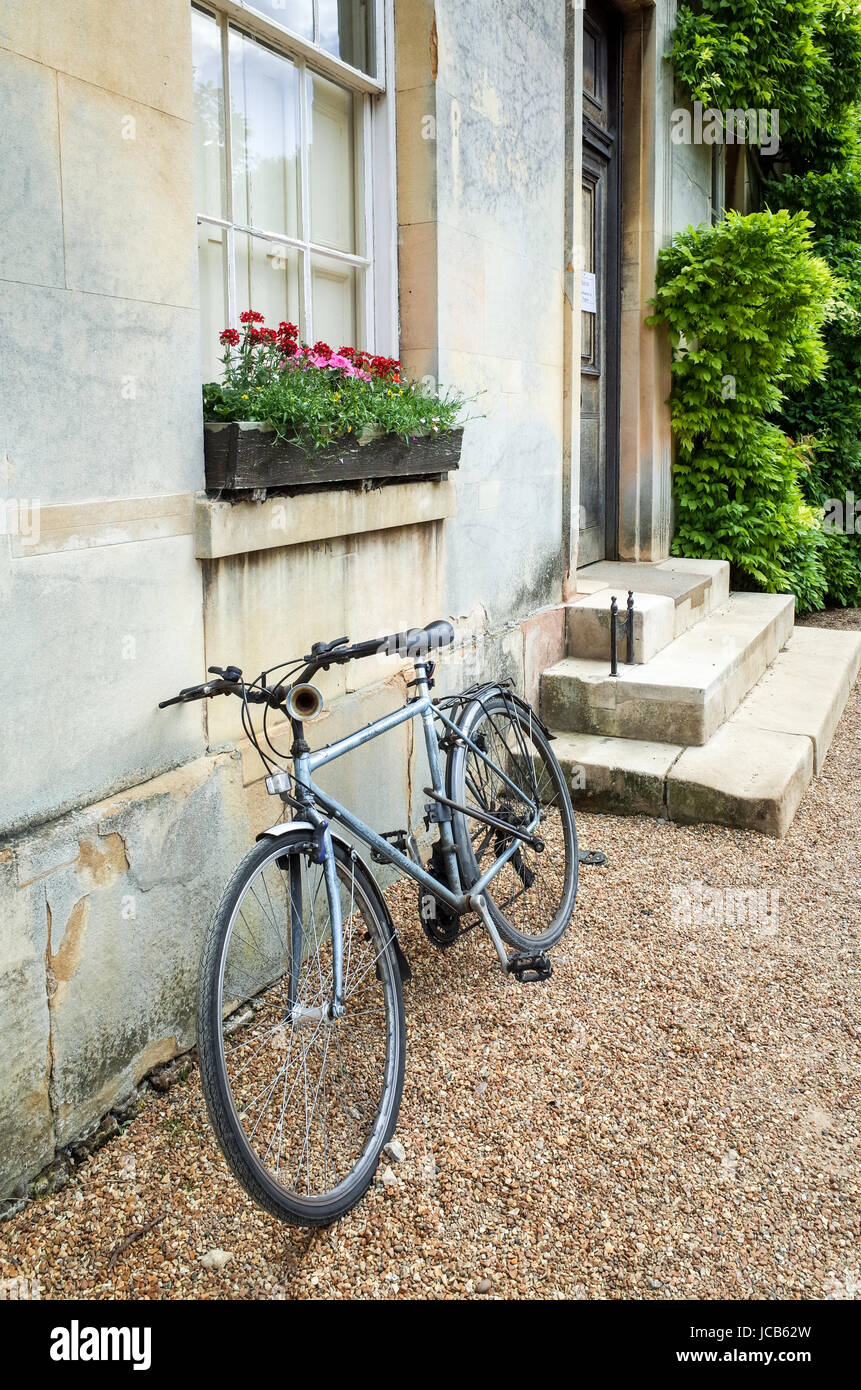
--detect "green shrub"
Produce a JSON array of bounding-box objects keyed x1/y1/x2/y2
[
  {"x1": 670, "y1": 0, "x2": 861, "y2": 607},
  {"x1": 649, "y1": 210, "x2": 836, "y2": 608},
  {"x1": 766, "y1": 166, "x2": 861, "y2": 603}
]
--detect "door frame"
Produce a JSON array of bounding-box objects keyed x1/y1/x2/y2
[{"x1": 582, "y1": 1, "x2": 622, "y2": 563}]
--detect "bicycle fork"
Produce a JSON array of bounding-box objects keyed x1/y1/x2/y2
[{"x1": 288, "y1": 753, "x2": 347, "y2": 1022}]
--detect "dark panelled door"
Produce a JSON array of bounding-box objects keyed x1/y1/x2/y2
[{"x1": 579, "y1": 1, "x2": 621, "y2": 565}]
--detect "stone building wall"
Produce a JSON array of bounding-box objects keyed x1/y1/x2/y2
[{"x1": 0, "y1": 0, "x2": 714, "y2": 1198}]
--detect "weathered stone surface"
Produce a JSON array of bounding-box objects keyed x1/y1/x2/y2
[
  {"x1": 0, "y1": 282, "x2": 204, "y2": 505},
  {"x1": 0, "y1": 752, "x2": 251, "y2": 1183},
  {"x1": 552, "y1": 732, "x2": 682, "y2": 817},
  {"x1": 195, "y1": 478, "x2": 456, "y2": 561},
  {"x1": 0, "y1": 0, "x2": 194, "y2": 120},
  {"x1": 522, "y1": 606, "x2": 565, "y2": 711},
  {"x1": 0, "y1": 855, "x2": 54, "y2": 1197},
  {"x1": 0, "y1": 49, "x2": 64, "y2": 288},
  {"x1": 566, "y1": 588, "x2": 676, "y2": 664},
  {"x1": 667, "y1": 725, "x2": 813, "y2": 838},
  {"x1": 1, "y1": 534, "x2": 206, "y2": 837},
  {"x1": 548, "y1": 619, "x2": 859, "y2": 835},
  {"x1": 57, "y1": 75, "x2": 196, "y2": 306},
  {"x1": 656, "y1": 557, "x2": 731, "y2": 613}
]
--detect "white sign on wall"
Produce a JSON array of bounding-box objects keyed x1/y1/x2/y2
[{"x1": 580, "y1": 271, "x2": 597, "y2": 313}]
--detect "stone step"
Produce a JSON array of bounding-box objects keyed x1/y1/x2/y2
[
  {"x1": 569, "y1": 558, "x2": 729, "y2": 662},
  {"x1": 550, "y1": 625, "x2": 861, "y2": 836},
  {"x1": 728, "y1": 625, "x2": 861, "y2": 773},
  {"x1": 541, "y1": 591, "x2": 795, "y2": 745}
]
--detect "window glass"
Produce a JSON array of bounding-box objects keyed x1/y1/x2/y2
[
  {"x1": 309, "y1": 72, "x2": 357, "y2": 253},
  {"x1": 235, "y1": 232, "x2": 303, "y2": 331},
  {"x1": 311, "y1": 251, "x2": 358, "y2": 347},
  {"x1": 319, "y1": 0, "x2": 375, "y2": 75},
  {"x1": 193, "y1": 7, "x2": 375, "y2": 373},
  {"x1": 242, "y1": 1, "x2": 313, "y2": 41},
  {"x1": 229, "y1": 31, "x2": 300, "y2": 237},
  {"x1": 192, "y1": 7, "x2": 226, "y2": 218}
]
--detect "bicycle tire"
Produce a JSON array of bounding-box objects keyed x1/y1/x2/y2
[
  {"x1": 197, "y1": 830, "x2": 406, "y2": 1227},
  {"x1": 446, "y1": 693, "x2": 578, "y2": 951}
]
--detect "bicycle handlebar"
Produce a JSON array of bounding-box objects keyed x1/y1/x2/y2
[
  {"x1": 299, "y1": 619, "x2": 455, "y2": 678},
  {"x1": 159, "y1": 621, "x2": 455, "y2": 711},
  {"x1": 158, "y1": 679, "x2": 286, "y2": 710}
]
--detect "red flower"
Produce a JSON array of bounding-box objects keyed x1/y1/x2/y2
[
  {"x1": 337, "y1": 345, "x2": 356, "y2": 359},
  {"x1": 276, "y1": 321, "x2": 299, "y2": 354},
  {"x1": 312, "y1": 341, "x2": 333, "y2": 360},
  {"x1": 369, "y1": 354, "x2": 401, "y2": 380},
  {"x1": 240, "y1": 309, "x2": 265, "y2": 324},
  {"x1": 219, "y1": 328, "x2": 241, "y2": 346}
]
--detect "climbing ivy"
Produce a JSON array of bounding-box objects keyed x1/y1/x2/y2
[{"x1": 669, "y1": 1, "x2": 861, "y2": 144}]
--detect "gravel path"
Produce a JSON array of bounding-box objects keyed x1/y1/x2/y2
[{"x1": 1, "y1": 613, "x2": 859, "y2": 1301}]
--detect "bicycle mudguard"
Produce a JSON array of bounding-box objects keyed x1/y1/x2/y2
[
  {"x1": 255, "y1": 821, "x2": 315, "y2": 840},
  {"x1": 442, "y1": 682, "x2": 554, "y2": 741}
]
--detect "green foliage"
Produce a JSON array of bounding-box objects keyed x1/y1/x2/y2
[
  {"x1": 669, "y1": 1, "x2": 861, "y2": 144},
  {"x1": 649, "y1": 211, "x2": 836, "y2": 607},
  {"x1": 204, "y1": 369, "x2": 464, "y2": 450},
  {"x1": 762, "y1": 77, "x2": 861, "y2": 607},
  {"x1": 203, "y1": 315, "x2": 465, "y2": 450},
  {"x1": 668, "y1": 0, "x2": 861, "y2": 607}
]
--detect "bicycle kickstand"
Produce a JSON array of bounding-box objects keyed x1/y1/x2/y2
[{"x1": 469, "y1": 893, "x2": 553, "y2": 985}]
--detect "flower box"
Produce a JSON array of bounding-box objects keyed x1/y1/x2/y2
[{"x1": 203, "y1": 421, "x2": 463, "y2": 495}]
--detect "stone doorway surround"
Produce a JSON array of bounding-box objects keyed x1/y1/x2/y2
[{"x1": 564, "y1": 0, "x2": 674, "y2": 595}]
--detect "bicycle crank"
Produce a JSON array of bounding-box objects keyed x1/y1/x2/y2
[{"x1": 468, "y1": 892, "x2": 552, "y2": 983}]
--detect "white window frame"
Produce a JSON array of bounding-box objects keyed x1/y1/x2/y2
[{"x1": 193, "y1": 0, "x2": 397, "y2": 356}]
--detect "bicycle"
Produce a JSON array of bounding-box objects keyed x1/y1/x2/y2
[{"x1": 159, "y1": 619, "x2": 578, "y2": 1226}]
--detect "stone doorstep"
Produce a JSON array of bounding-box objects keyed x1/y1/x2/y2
[
  {"x1": 566, "y1": 588, "x2": 676, "y2": 664},
  {"x1": 550, "y1": 624, "x2": 861, "y2": 837},
  {"x1": 573, "y1": 558, "x2": 731, "y2": 647},
  {"x1": 567, "y1": 559, "x2": 730, "y2": 665},
  {"x1": 542, "y1": 591, "x2": 795, "y2": 746}
]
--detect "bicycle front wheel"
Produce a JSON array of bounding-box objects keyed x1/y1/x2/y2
[
  {"x1": 447, "y1": 693, "x2": 578, "y2": 951},
  {"x1": 197, "y1": 830, "x2": 405, "y2": 1227}
]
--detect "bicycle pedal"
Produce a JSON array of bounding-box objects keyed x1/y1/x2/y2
[{"x1": 506, "y1": 951, "x2": 552, "y2": 984}]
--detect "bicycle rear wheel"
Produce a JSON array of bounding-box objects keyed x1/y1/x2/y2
[
  {"x1": 446, "y1": 693, "x2": 578, "y2": 951},
  {"x1": 197, "y1": 830, "x2": 405, "y2": 1227}
]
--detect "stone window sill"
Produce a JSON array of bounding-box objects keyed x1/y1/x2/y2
[{"x1": 193, "y1": 476, "x2": 457, "y2": 560}]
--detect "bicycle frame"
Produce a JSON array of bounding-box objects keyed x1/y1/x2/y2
[{"x1": 265, "y1": 662, "x2": 542, "y2": 1005}]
